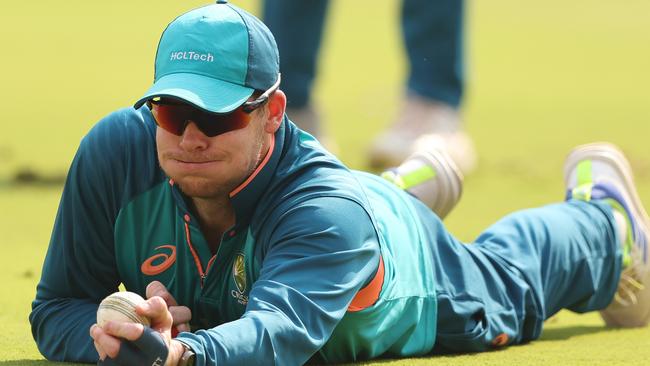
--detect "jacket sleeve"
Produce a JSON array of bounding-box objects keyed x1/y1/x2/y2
[
  {"x1": 29, "y1": 108, "x2": 156, "y2": 362},
  {"x1": 176, "y1": 196, "x2": 381, "y2": 366}
]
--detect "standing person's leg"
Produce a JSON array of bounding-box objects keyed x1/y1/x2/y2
[
  {"x1": 263, "y1": 0, "x2": 329, "y2": 138},
  {"x1": 427, "y1": 143, "x2": 649, "y2": 352},
  {"x1": 402, "y1": 0, "x2": 464, "y2": 108},
  {"x1": 369, "y1": 0, "x2": 476, "y2": 174}
]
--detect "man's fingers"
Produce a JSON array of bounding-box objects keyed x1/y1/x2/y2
[
  {"x1": 102, "y1": 320, "x2": 145, "y2": 342},
  {"x1": 90, "y1": 324, "x2": 122, "y2": 359},
  {"x1": 137, "y1": 296, "x2": 173, "y2": 331},
  {"x1": 169, "y1": 305, "x2": 192, "y2": 327},
  {"x1": 145, "y1": 282, "x2": 192, "y2": 333},
  {"x1": 93, "y1": 340, "x2": 107, "y2": 360},
  {"x1": 146, "y1": 281, "x2": 178, "y2": 306}
]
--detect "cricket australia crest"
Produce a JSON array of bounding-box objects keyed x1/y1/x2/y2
[{"x1": 231, "y1": 253, "x2": 249, "y2": 305}]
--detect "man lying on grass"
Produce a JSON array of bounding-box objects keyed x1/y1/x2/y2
[{"x1": 30, "y1": 1, "x2": 650, "y2": 365}]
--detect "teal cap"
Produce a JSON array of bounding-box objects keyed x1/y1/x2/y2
[{"x1": 134, "y1": 1, "x2": 279, "y2": 113}]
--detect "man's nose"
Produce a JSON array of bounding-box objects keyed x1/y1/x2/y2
[{"x1": 179, "y1": 121, "x2": 209, "y2": 150}]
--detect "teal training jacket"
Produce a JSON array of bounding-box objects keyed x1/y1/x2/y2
[{"x1": 30, "y1": 106, "x2": 439, "y2": 365}]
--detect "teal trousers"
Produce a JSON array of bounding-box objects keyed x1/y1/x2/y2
[{"x1": 425, "y1": 200, "x2": 622, "y2": 352}]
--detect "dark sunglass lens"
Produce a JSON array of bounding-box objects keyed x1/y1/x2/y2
[
  {"x1": 151, "y1": 103, "x2": 190, "y2": 135},
  {"x1": 195, "y1": 109, "x2": 253, "y2": 137},
  {"x1": 151, "y1": 101, "x2": 254, "y2": 137}
]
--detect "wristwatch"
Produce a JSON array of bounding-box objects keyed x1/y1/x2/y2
[{"x1": 178, "y1": 341, "x2": 196, "y2": 366}]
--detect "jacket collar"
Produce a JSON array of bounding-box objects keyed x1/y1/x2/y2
[{"x1": 228, "y1": 118, "x2": 285, "y2": 228}]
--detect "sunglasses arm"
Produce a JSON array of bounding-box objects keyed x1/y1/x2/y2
[{"x1": 241, "y1": 74, "x2": 281, "y2": 114}]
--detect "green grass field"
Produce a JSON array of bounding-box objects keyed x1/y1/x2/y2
[{"x1": 1, "y1": 0, "x2": 649, "y2": 364}]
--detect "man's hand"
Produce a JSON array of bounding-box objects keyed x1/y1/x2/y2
[
  {"x1": 90, "y1": 296, "x2": 186, "y2": 365},
  {"x1": 146, "y1": 281, "x2": 192, "y2": 334}
]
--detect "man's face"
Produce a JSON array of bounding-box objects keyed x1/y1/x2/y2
[{"x1": 155, "y1": 104, "x2": 269, "y2": 199}]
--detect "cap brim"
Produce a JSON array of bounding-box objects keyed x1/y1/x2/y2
[{"x1": 133, "y1": 73, "x2": 254, "y2": 113}]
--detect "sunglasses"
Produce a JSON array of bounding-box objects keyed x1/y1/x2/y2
[{"x1": 148, "y1": 75, "x2": 281, "y2": 137}]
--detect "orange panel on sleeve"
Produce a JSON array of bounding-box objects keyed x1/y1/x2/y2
[{"x1": 347, "y1": 255, "x2": 384, "y2": 312}]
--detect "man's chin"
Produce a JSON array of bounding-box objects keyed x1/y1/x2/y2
[{"x1": 174, "y1": 178, "x2": 228, "y2": 199}]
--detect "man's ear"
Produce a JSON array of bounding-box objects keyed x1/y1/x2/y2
[{"x1": 264, "y1": 90, "x2": 286, "y2": 134}]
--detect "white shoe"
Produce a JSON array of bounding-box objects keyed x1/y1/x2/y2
[
  {"x1": 564, "y1": 142, "x2": 650, "y2": 327},
  {"x1": 368, "y1": 95, "x2": 477, "y2": 174},
  {"x1": 382, "y1": 146, "x2": 463, "y2": 219}
]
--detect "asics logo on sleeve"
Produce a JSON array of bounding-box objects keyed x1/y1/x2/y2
[{"x1": 141, "y1": 245, "x2": 177, "y2": 276}]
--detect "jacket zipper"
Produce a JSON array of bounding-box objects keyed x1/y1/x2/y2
[{"x1": 183, "y1": 214, "x2": 216, "y2": 288}]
